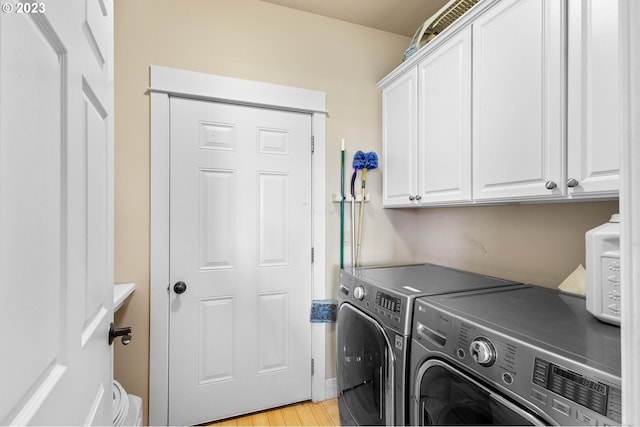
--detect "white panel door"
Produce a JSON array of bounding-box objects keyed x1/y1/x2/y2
[
  {"x1": 472, "y1": 0, "x2": 565, "y2": 200},
  {"x1": 0, "y1": 1, "x2": 113, "y2": 425},
  {"x1": 418, "y1": 27, "x2": 472, "y2": 204},
  {"x1": 168, "y1": 98, "x2": 312, "y2": 425}
]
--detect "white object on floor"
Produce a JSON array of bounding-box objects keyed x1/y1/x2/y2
[{"x1": 113, "y1": 380, "x2": 142, "y2": 426}]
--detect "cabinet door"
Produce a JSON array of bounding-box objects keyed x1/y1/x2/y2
[
  {"x1": 382, "y1": 68, "x2": 418, "y2": 207},
  {"x1": 472, "y1": 0, "x2": 565, "y2": 201},
  {"x1": 418, "y1": 27, "x2": 472, "y2": 204},
  {"x1": 567, "y1": 0, "x2": 620, "y2": 197}
]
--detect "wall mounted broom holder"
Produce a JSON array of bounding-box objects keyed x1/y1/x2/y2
[{"x1": 331, "y1": 193, "x2": 371, "y2": 203}]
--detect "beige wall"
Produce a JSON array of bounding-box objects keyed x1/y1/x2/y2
[
  {"x1": 114, "y1": 0, "x2": 619, "y2": 423},
  {"x1": 411, "y1": 201, "x2": 618, "y2": 287}
]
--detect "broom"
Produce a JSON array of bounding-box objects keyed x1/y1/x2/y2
[
  {"x1": 340, "y1": 139, "x2": 345, "y2": 269},
  {"x1": 355, "y1": 152, "x2": 378, "y2": 267},
  {"x1": 351, "y1": 151, "x2": 366, "y2": 267}
]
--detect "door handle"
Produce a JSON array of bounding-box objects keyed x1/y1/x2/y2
[
  {"x1": 174, "y1": 281, "x2": 187, "y2": 294},
  {"x1": 109, "y1": 322, "x2": 132, "y2": 345}
]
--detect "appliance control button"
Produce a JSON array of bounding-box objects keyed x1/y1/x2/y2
[
  {"x1": 576, "y1": 410, "x2": 597, "y2": 426},
  {"x1": 502, "y1": 372, "x2": 514, "y2": 385},
  {"x1": 353, "y1": 286, "x2": 365, "y2": 300},
  {"x1": 530, "y1": 389, "x2": 547, "y2": 404},
  {"x1": 456, "y1": 348, "x2": 465, "y2": 359},
  {"x1": 469, "y1": 337, "x2": 496, "y2": 367},
  {"x1": 552, "y1": 399, "x2": 571, "y2": 417}
]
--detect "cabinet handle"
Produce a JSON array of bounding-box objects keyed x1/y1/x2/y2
[
  {"x1": 545, "y1": 181, "x2": 557, "y2": 190},
  {"x1": 567, "y1": 178, "x2": 579, "y2": 188},
  {"x1": 409, "y1": 195, "x2": 415, "y2": 201},
  {"x1": 415, "y1": 195, "x2": 422, "y2": 201}
]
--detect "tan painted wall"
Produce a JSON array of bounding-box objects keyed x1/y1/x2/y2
[
  {"x1": 412, "y1": 202, "x2": 618, "y2": 287},
  {"x1": 113, "y1": 0, "x2": 619, "y2": 423}
]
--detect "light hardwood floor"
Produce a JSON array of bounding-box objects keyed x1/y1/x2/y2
[{"x1": 204, "y1": 399, "x2": 339, "y2": 426}]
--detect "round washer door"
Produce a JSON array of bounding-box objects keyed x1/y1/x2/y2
[
  {"x1": 414, "y1": 360, "x2": 548, "y2": 426},
  {"x1": 337, "y1": 303, "x2": 394, "y2": 426}
]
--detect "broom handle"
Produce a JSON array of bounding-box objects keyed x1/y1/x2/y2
[
  {"x1": 350, "y1": 171, "x2": 357, "y2": 268},
  {"x1": 356, "y1": 168, "x2": 367, "y2": 267},
  {"x1": 340, "y1": 143, "x2": 345, "y2": 269}
]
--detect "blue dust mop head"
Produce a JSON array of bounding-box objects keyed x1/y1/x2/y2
[
  {"x1": 353, "y1": 151, "x2": 366, "y2": 172},
  {"x1": 310, "y1": 299, "x2": 338, "y2": 323},
  {"x1": 364, "y1": 151, "x2": 378, "y2": 170}
]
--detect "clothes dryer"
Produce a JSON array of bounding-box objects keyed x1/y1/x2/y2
[
  {"x1": 410, "y1": 285, "x2": 621, "y2": 425},
  {"x1": 336, "y1": 264, "x2": 520, "y2": 425}
]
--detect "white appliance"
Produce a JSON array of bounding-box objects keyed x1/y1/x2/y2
[{"x1": 586, "y1": 214, "x2": 621, "y2": 326}]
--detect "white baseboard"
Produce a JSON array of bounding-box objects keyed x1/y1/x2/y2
[{"x1": 324, "y1": 377, "x2": 337, "y2": 400}]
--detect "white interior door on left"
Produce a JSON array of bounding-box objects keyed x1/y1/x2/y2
[{"x1": 0, "y1": 1, "x2": 114, "y2": 425}]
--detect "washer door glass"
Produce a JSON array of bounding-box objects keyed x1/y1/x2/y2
[
  {"x1": 416, "y1": 360, "x2": 547, "y2": 426},
  {"x1": 337, "y1": 304, "x2": 393, "y2": 426}
]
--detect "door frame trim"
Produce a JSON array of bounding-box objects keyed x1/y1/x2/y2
[{"x1": 148, "y1": 65, "x2": 327, "y2": 425}]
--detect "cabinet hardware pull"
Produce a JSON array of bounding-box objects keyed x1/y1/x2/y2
[
  {"x1": 545, "y1": 181, "x2": 557, "y2": 190},
  {"x1": 567, "y1": 178, "x2": 579, "y2": 188}
]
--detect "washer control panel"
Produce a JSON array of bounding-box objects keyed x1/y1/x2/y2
[{"x1": 338, "y1": 270, "x2": 409, "y2": 334}]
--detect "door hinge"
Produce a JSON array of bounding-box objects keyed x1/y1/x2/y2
[
  {"x1": 311, "y1": 247, "x2": 314, "y2": 263},
  {"x1": 311, "y1": 135, "x2": 315, "y2": 153},
  {"x1": 311, "y1": 358, "x2": 315, "y2": 375}
]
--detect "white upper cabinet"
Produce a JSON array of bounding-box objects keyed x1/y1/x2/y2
[
  {"x1": 418, "y1": 27, "x2": 472, "y2": 204},
  {"x1": 567, "y1": 0, "x2": 621, "y2": 197},
  {"x1": 472, "y1": 0, "x2": 566, "y2": 201},
  {"x1": 381, "y1": 67, "x2": 418, "y2": 206},
  {"x1": 380, "y1": 28, "x2": 472, "y2": 207},
  {"x1": 378, "y1": 0, "x2": 622, "y2": 208}
]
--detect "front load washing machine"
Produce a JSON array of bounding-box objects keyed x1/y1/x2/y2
[
  {"x1": 410, "y1": 285, "x2": 621, "y2": 425},
  {"x1": 336, "y1": 264, "x2": 520, "y2": 425}
]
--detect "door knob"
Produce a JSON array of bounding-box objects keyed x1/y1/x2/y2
[
  {"x1": 174, "y1": 281, "x2": 187, "y2": 294},
  {"x1": 109, "y1": 322, "x2": 132, "y2": 345}
]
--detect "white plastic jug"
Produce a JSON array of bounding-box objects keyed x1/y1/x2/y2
[{"x1": 586, "y1": 214, "x2": 621, "y2": 326}]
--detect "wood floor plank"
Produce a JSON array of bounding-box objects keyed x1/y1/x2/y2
[
  {"x1": 266, "y1": 408, "x2": 286, "y2": 426},
  {"x1": 308, "y1": 401, "x2": 334, "y2": 426},
  {"x1": 234, "y1": 414, "x2": 254, "y2": 426},
  {"x1": 294, "y1": 402, "x2": 320, "y2": 426},
  {"x1": 321, "y1": 399, "x2": 340, "y2": 426},
  {"x1": 212, "y1": 419, "x2": 237, "y2": 426},
  {"x1": 281, "y1": 405, "x2": 302, "y2": 426},
  {"x1": 249, "y1": 411, "x2": 270, "y2": 426},
  {"x1": 202, "y1": 399, "x2": 339, "y2": 426}
]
